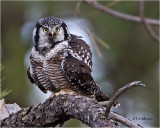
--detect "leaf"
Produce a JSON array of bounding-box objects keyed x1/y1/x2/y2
[{"x1": 0, "y1": 89, "x2": 12, "y2": 99}]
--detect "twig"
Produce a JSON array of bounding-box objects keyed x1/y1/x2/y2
[
  {"x1": 91, "y1": 32, "x2": 110, "y2": 49},
  {"x1": 75, "y1": 1, "x2": 102, "y2": 58},
  {"x1": 76, "y1": 1, "x2": 110, "y2": 57},
  {"x1": 109, "y1": 112, "x2": 142, "y2": 128},
  {"x1": 139, "y1": 1, "x2": 159, "y2": 43},
  {"x1": 85, "y1": 27, "x2": 102, "y2": 57},
  {"x1": 105, "y1": 81, "x2": 145, "y2": 117},
  {"x1": 84, "y1": 0, "x2": 160, "y2": 26},
  {"x1": 75, "y1": 0, "x2": 82, "y2": 13},
  {"x1": 82, "y1": 0, "x2": 122, "y2": 18},
  {"x1": 106, "y1": 0, "x2": 122, "y2": 8},
  {"x1": 98, "y1": 100, "x2": 110, "y2": 107}
]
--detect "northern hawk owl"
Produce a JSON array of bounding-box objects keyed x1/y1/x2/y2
[{"x1": 27, "y1": 17, "x2": 110, "y2": 102}]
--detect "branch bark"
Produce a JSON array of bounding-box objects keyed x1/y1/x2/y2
[
  {"x1": 1, "y1": 81, "x2": 145, "y2": 127},
  {"x1": 1, "y1": 95, "x2": 117, "y2": 127}
]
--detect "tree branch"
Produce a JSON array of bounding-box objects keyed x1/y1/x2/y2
[
  {"x1": 75, "y1": 1, "x2": 103, "y2": 58},
  {"x1": 1, "y1": 81, "x2": 145, "y2": 127},
  {"x1": 1, "y1": 95, "x2": 117, "y2": 127},
  {"x1": 139, "y1": 1, "x2": 160, "y2": 42},
  {"x1": 105, "y1": 81, "x2": 145, "y2": 117},
  {"x1": 84, "y1": 0, "x2": 160, "y2": 26},
  {"x1": 109, "y1": 112, "x2": 142, "y2": 128}
]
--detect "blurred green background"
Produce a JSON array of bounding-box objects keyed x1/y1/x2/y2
[{"x1": 1, "y1": 1, "x2": 159, "y2": 127}]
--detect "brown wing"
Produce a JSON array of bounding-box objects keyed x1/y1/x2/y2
[
  {"x1": 68, "y1": 35, "x2": 93, "y2": 69},
  {"x1": 62, "y1": 56, "x2": 97, "y2": 95},
  {"x1": 62, "y1": 56, "x2": 111, "y2": 101}
]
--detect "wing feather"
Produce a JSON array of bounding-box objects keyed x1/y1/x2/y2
[
  {"x1": 68, "y1": 35, "x2": 93, "y2": 69},
  {"x1": 62, "y1": 56, "x2": 96, "y2": 95}
]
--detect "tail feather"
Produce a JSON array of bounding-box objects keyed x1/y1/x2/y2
[
  {"x1": 95, "y1": 89, "x2": 110, "y2": 102},
  {"x1": 95, "y1": 85, "x2": 118, "y2": 107}
]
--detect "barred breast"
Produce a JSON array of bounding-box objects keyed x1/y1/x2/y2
[
  {"x1": 30, "y1": 48, "x2": 54, "y2": 92},
  {"x1": 42, "y1": 41, "x2": 72, "y2": 92},
  {"x1": 43, "y1": 58, "x2": 70, "y2": 91}
]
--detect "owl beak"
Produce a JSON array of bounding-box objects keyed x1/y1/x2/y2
[{"x1": 51, "y1": 31, "x2": 54, "y2": 38}]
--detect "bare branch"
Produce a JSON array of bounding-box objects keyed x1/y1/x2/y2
[
  {"x1": 75, "y1": 0, "x2": 82, "y2": 13},
  {"x1": 109, "y1": 112, "x2": 142, "y2": 128},
  {"x1": 1, "y1": 81, "x2": 145, "y2": 127},
  {"x1": 85, "y1": 27, "x2": 102, "y2": 57},
  {"x1": 105, "y1": 81, "x2": 145, "y2": 117},
  {"x1": 139, "y1": 1, "x2": 159, "y2": 42},
  {"x1": 75, "y1": 1, "x2": 111, "y2": 58},
  {"x1": 75, "y1": 1, "x2": 102, "y2": 57},
  {"x1": 1, "y1": 94, "x2": 117, "y2": 127},
  {"x1": 84, "y1": 0, "x2": 160, "y2": 26},
  {"x1": 106, "y1": 0, "x2": 122, "y2": 8},
  {"x1": 91, "y1": 32, "x2": 110, "y2": 49}
]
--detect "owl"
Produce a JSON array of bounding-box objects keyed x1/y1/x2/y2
[{"x1": 27, "y1": 17, "x2": 110, "y2": 102}]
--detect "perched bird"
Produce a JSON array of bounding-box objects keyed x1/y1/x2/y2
[{"x1": 27, "y1": 17, "x2": 110, "y2": 102}]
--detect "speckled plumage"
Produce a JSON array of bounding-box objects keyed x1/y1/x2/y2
[{"x1": 27, "y1": 17, "x2": 110, "y2": 101}]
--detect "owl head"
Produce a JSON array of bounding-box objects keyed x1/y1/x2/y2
[{"x1": 33, "y1": 17, "x2": 71, "y2": 54}]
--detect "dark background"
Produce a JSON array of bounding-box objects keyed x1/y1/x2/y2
[{"x1": 1, "y1": 1, "x2": 159, "y2": 127}]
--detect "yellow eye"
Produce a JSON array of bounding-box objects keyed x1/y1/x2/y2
[
  {"x1": 56, "y1": 27, "x2": 60, "y2": 32},
  {"x1": 43, "y1": 28, "x2": 48, "y2": 33}
]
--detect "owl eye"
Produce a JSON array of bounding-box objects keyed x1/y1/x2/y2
[
  {"x1": 56, "y1": 27, "x2": 60, "y2": 32},
  {"x1": 43, "y1": 28, "x2": 49, "y2": 33}
]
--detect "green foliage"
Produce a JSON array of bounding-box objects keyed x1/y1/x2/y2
[
  {"x1": 0, "y1": 64, "x2": 11, "y2": 99},
  {"x1": 0, "y1": 88, "x2": 12, "y2": 99}
]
